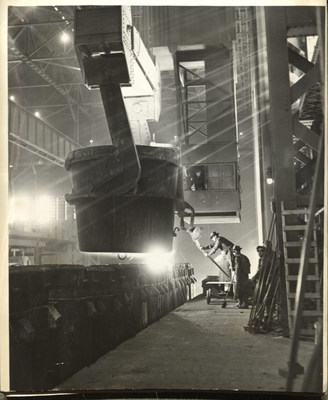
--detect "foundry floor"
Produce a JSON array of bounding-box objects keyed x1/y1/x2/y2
[{"x1": 56, "y1": 296, "x2": 316, "y2": 394}]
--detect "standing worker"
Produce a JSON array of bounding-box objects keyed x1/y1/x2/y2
[
  {"x1": 193, "y1": 167, "x2": 206, "y2": 190},
  {"x1": 252, "y1": 242, "x2": 274, "y2": 283},
  {"x1": 231, "y1": 245, "x2": 251, "y2": 309},
  {"x1": 252, "y1": 245, "x2": 265, "y2": 284}
]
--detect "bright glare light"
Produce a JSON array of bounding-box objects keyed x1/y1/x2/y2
[
  {"x1": 35, "y1": 195, "x2": 53, "y2": 224},
  {"x1": 239, "y1": 131, "x2": 244, "y2": 136},
  {"x1": 146, "y1": 246, "x2": 168, "y2": 255},
  {"x1": 266, "y1": 178, "x2": 274, "y2": 185},
  {"x1": 9, "y1": 95, "x2": 15, "y2": 101},
  {"x1": 9, "y1": 194, "x2": 54, "y2": 226},
  {"x1": 89, "y1": 139, "x2": 94, "y2": 144},
  {"x1": 144, "y1": 246, "x2": 174, "y2": 274},
  {"x1": 61, "y1": 32, "x2": 70, "y2": 43},
  {"x1": 9, "y1": 196, "x2": 32, "y2": 224},
  {"x1": 34, "y1": 111, "x2": 40, "y2": 118}
]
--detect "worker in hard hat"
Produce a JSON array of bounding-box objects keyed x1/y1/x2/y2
[
  {"x1": 201, "y1": 231, "x2": 234, "y2": 281},
  {"x1": 252, "y1": 242, "x2": 274, "y2": 283},
  {"x1": 252, "y1": 245, "x2": 265, "y2": 284},
  {"x1": 201, "y1": 231, "x2": 234, "y2": 256},
  {"x1": 231, "y1": 245, "x2": 251, "y2": 309}
]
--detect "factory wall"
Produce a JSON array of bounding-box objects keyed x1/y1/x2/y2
[{"x1": 9, "y1": 263, "x2": 195, "y2": 391}]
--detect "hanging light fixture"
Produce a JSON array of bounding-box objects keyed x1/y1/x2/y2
[{"x1": 60, "y1": 32, "x2": 70, "y2": 43}]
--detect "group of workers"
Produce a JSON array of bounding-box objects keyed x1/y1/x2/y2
[{"x1": 200, "y1": 231, "x2": 266, "y2": 309}]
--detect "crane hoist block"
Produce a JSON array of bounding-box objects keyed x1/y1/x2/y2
[{"x1": 74, "y1": 6, "x2": 133, "y2": 87}]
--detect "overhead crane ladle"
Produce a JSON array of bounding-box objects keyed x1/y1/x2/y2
[{"x1": 65, "y1": 6, "x2": 194, "y2": 253}]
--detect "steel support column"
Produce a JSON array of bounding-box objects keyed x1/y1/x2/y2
[
  {"x1": 288, "y1": 47, "x2": 314, "y2": 73},
  {"x1": 265, "y1": 7, "x2": 298, "y2": 335},
  {"x1": 255, "y1": 7, "x2": 274, "y2": 242},
  {"x1": 290, "y1": 63, "x2": 321, "y2": 104},
  {"x1": 292, "y1": 116, "x2": 320, "y2": 151}
]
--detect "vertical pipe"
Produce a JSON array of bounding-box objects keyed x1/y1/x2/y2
[
  {"x1": 248, "y1": 9, "x2": 264, "y2": 247},
  {"x1": 319, "y1": 5, "x2": 327, "y2": 391},
  {"x1": 76, "y1": 88, "x2": 80, "y2": 144},
  {"x1": 0, "y1": 0, "x2": 9, "y2": 388},
  {"x1": 173, "y1": 53, "x2": 184, "y2": 143},
  {"x1": 254, "y1": 7, "x2": 274, "y2": 243},
  {"x1": 251, "y1": 87, "x2": 264, "y2": 247}
]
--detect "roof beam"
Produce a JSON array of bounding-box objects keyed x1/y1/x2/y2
[
  {"x1": 27, "y1": 22, "x2": 73, "y2": 58},
  {"x1": 24, "y1": 102, "x2": 103, "y2": 108},
  {"x1": 43, "y1": 106, "x2": 70, "y2": 120},
  {"x1": 8, "y1": 19, "x2": 73, "y2": 28},
  {"x1": 9, "y1": 46, "x2": 95, "y2": 121},
  {"x1": 9, "y1": 57, "x2": 78, "y2": 64},
  {"x1": 37, "y1": 60, "x2": 80, "y2": 71},
  {"x1": 9, "y1": 82, "x2": 84, "y2": 89}
]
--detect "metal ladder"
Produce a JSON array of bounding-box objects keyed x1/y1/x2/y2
[{"x1": 281, "y1": 204, "x2": 322, "y2": 338}]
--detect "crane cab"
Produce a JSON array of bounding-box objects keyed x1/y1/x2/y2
[{"x1": 174, "y1": 45, "x2": 241, "y2": 224}]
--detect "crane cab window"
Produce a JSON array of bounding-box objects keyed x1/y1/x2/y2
[
  {"x1": 184, "y1": 164, "x2": 236, "y2": 191},
  {"x1": 207, "y1": 164, "x2": 236, "y2": 190}
]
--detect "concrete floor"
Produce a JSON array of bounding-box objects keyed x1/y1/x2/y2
[{"x1": 56, "y1": 297, "x2": 315, "y2": 393}]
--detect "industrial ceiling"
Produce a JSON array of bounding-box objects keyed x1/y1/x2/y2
[{"x1": 7, "y1": 6, "x2": 166, "y2": 193}]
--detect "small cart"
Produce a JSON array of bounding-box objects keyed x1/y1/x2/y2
[{"x1": 205, "y1": 281, "x2": 232, "y2": 305}]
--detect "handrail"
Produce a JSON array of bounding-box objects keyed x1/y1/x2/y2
[{"x1": 285, "y1": 132, "x2": 324, "y2": 391}]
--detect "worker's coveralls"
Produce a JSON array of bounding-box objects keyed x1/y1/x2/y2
[
  {"x1": 203, "y1": 236, "x2": 234, "y2": 275},
  {"x1": 252, "y1": 256, "x2": 263, "y2": 283},
  {"x1": 213, "y1": 252, "x2": 232, "y2": 282},
  {"x1": 203, "y1": 236, "x2": 233, "y2": 255},
  {"x1": 234, "y1": 253, "x2": 250, "y2": 307}
]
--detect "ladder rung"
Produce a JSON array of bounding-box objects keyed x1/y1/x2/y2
[
  {"x1": 300, "y1": 328, "x2": 315, "y2": 336},
  {"x1": 286, "y1": 258, "x2": 318, "y2": 263},
  {"x1": 285, "y1": 241, "x2": 316, "y2": 247},
  {"x1": 283, "y1": 225, "x2": 307, "y2": 230},
  {"x1": 287, "y1": 275, "x2": 319, "y2": 281},
  {"x1": 288, "y1": 293, "x2": 321, "y2": 299},
  {"x1": 282, "y1": 209, "x2": 309, "y2": 215},
  {"x1": 290, "y1": 310, "x2": 322, "y2": 317}
]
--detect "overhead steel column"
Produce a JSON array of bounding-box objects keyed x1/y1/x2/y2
[
  {"x1": 265, "y1": 7, "x2": 298, "y2": 335},
  {"x1": 254, "y1": 7, "x2": 274, "y2": 243}
]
